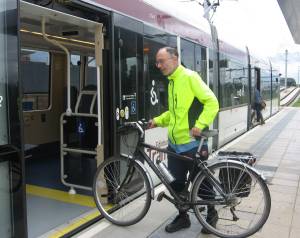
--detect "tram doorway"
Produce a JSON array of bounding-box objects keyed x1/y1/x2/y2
[{"x1": 19, "y1": 1, "x2": 110, "y2": 237}]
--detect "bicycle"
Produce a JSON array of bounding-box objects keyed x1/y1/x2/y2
[{"x1": 93, "y1": 121, "x2": 271, "y2": 238}]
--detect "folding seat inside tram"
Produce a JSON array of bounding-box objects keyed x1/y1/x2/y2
[{"x1": 19, "y1": 1, "x2": 108, "y2": 237}]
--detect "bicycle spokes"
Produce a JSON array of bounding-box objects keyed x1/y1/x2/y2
[{"x1": 191, "y1": 161, "x2": 271, "y2": 237}]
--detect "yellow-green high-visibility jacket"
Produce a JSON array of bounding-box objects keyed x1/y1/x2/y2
[{"x1": 154, "y1": 65, "x2": 219, "y2": 145}]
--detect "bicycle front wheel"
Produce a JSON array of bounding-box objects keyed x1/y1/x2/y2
[
  {"x1": 93, "y1": 156, "x2": 152, "y2": 226},
  {"x1": 191, "y1": 161, "x2": 271, "y2": 238}
]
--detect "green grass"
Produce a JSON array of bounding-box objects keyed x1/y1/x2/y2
[{"x1": 292, "y1": 98, "x2": 300, "y2": 107}]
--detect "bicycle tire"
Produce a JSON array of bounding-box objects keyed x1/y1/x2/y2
[
  {"x1": 93, "y1": 156, "x2": 152, "y2": 226},
  {"x1": 191, "y1": 161, "x2": 271, "y2": 238}
]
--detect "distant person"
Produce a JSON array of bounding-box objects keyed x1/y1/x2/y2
[
  {"x1": 254, "y1": 88, "x2": 265, "y2": 125},
  {"x1": 148, "y1": 47, "x2": 219, "y2": 234}
]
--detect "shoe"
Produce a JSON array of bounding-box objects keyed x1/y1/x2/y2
[
  {"x1": 201, "y1": 208, "x2": 218, "y2": 234},
  {"x1": 165, "y1": 213, "x2": 191, "y2": 233}
]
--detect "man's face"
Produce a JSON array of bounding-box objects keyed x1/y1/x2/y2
[{"x1": 155, "y1": 49, "x2": 178, "y2": 76}]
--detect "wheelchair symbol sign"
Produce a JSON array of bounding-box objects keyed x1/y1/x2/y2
[
  {"x1": 77, "y1": 121, "x2": 85, "y2": 134},
  {"x1": 131, "y1": 100, "x2": 136, "y2": 114}
]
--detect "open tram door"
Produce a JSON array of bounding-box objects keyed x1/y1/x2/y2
[
  {"x1": 0, "y1": 0, "x2": 27, "y2": 237},
  {"x1": 250, "y1": 67, "x2": 261, "y2": 125},
  {"x1": 254, "y1": 67, "x2": 261, "y2": 91},
  {"x1": 19, "y1": 1, "x2": 109, "y2": 236}
]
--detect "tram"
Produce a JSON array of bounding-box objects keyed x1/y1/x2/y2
[{"x1": 0, "y1": 0, "x2": 280, "y2": 237}]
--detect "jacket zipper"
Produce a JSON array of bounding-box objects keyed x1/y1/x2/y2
[{"x1": 171, "y1": 80, "x2": 177, "y2": 144}]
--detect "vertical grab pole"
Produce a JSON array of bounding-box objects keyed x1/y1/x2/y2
[
  {"x1": 95, "y1": 24, "x2": 104, "y2": 166},
  {"x1": 41, "y1": 17, "x2": 71, "y2": 115}
]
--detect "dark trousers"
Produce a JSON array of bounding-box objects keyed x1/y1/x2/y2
[
  {"x1": 168, "y1": 144, "x2": 213, "y2": 199},
  {"x1": 168, "y1": 144, "x2": 216, "y2": 215},
  {"x1": 254, "y1": 103, "x2": 264, "y2": 123}
]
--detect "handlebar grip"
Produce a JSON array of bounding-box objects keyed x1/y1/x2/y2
[{"x1": 194, "y1": 135, "x2": 202, "y2": 140}]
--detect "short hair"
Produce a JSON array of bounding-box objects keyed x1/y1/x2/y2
[{"x1": 162, "y1": 47, "x2": 178, "y2": 58}]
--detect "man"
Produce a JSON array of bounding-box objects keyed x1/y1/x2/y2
[
  {"x1": 149, "y1": 47, "x2": 219, "y2": 233},
  {"x1": 254, "y1": 87, "x2": 265, "y2": 125}
]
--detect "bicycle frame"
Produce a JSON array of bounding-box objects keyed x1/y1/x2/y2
[{"x1": 135, "y1": 142, "x2": 229, "y2": 208}]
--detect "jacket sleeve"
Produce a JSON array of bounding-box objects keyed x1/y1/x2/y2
[
  {"x1": 153, "y1": 111, "x2": 170, "y2": 127},
  {"x1": 190, "y1": 72, "x2": 219, "y2": 130}
]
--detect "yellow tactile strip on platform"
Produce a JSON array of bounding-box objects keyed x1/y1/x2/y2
[
  {"x1": 26, "y1": 184, "x2": 96, "y2": 207},
  {"x1": 47, "y1": 210, "x2": 101, "y2": 238}
]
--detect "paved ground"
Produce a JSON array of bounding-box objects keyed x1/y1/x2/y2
[{"x1": 74, "y1": 107, "x2": 300, "y2": 238}]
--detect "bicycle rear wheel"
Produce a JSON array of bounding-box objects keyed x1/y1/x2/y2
[
  {"x1": 93, "y1": 156, "x2": 152, "y2": 226},
  {"x1": 191, "y1": 161, "x2": 271, "y2": 238}
]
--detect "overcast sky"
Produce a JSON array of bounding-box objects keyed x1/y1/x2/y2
[
  {"x1": 212, "y1": 0, "x2": 300, "y2": 82},
  {"x1": 147, "y1": 0, "x2": 300, "y2": 82}
]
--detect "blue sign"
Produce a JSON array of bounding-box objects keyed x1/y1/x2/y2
[{"x1": 131, "y1": 100, "x2": 136, "y2": 114}]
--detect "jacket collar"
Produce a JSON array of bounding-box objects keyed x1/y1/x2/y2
[{"x1": 168, "y1": 65, "x2": 184, "y2": 81}]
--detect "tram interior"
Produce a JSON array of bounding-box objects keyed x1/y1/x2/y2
[{"x1": 20, "y1": 1, "x2": 106, "y2": 237}]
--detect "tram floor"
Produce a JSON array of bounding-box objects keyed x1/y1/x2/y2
[
  {"x1": 26, "y1": 194, "x2": 93, "y2": 238},
  {"x1": 25, "y1": 150, "x2": 96, "y2": 237}
]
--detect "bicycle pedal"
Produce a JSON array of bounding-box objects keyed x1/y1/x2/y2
[{"x1": 157, "y1": 191, "x2": 165, "y2": 202}]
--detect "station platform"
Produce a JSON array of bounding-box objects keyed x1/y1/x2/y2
[{"x1": 74, "y1": 107, "x2": 300, "y2": 238}]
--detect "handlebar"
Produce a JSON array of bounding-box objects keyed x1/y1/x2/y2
[
  {"x1": 118, "y1": 120, "x2": 148, "y2": 139},
  {"x1": 119, "y1": 121, "x2": 218, "y2": 138},
  {"x1": 118, "y1": 120, "x2": 218, "y2": 141}
]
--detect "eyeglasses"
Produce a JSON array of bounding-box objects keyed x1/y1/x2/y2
[{"x1": 155, "y1": 57, "x2": 172, "y2": 67}]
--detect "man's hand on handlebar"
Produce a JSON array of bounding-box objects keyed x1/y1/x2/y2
[
  {"x1": 148, "y1": 119, "x2": 157, "y2": 129},
  {"x1": 191, "y1": 127, "x2": 201, "y2": 137}
]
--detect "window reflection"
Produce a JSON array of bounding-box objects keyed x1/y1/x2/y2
[
  {"x1": 114, "y1": 27, "x2": 139, "y2": 122},
  {"x1": 195, "y1": 45, "x2": 207, "y2": 82},
  {"x1": 140, "y1": 26, "x2": 176, "y2": 120},
  {"x1": 181, "y1": 39, "x2": 195, "y2": 70},
  {"x1": 219, "y1": 53, "x2": 249, "y2": 108},
  {"x1": 261, "y1": 70, "x2": 272, "y2": 100},
  {"x1": 85, "y1": 56, "x2": 97, "y2": 87},
  {"x1": 143, "y1": 38, "x2": 168, "y2": 119},
  {"x1": 70, "y1": 54, "x2": 80, "y2": 91},
  {"x1": 20, "y1": 49, "x2": 50, "y2": 111},
  {"x1": 0, "y1": 3, "x2": 8, "y2": 145}
]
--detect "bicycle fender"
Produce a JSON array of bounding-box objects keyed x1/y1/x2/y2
[
  {"x1": 134, "y1": 160, "x2": 155, "y2": 199},
  {"x1": 210, "y1": 159, "x2": 267, "y2": 181}
]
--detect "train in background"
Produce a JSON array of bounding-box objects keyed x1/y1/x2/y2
[{"x1": 1, "y1": 0, "x2": 280, "y2": 237}]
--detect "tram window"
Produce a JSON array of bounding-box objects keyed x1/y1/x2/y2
[
  {"x1": 143, "y1": 38, "x2": 168, "y2": 120},
  {"x1": 85, "y1": 57, "x2": 97, "y2": 87},
  {"x1": 195, "y1": 45, "x2": 207, "y2": 82},
  {"x1": 219, "y1": 54, "x2": 248, "y2": 108},
  {"x1": 181, "y1": 39, "x2": 195, "y2": 70},
  {"x1": 272, "y1": 70, "x2": 280, "y2": 100},
  {"x1": 20, "y1": 49, "x2": 50, "y2": 111},
  {"x1": 261, "y1": 70, "x2": 271, "y2": 100},
  {"x1": 208, "y1": 48, "x2": 216, "y2": 90},
  {"x1": 219, "y1": 54, "x2": 231, "y2": 108},
  {"x1": 0, "y1": 20, "x2": 8, "y2": 145},
  {"x1": 70, "y1": 55, "x2": 81, "y2": 91},
  {"x1": 114, "y1": 27, "x2": 141, "y2": 122},
  {"x1": 143, "y1": 24, "x2": 177, "y2": 47}
]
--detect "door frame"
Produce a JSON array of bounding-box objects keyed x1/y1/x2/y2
[{"x1": 0, "y1": 0, "x2": 27, "y2": 237}]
